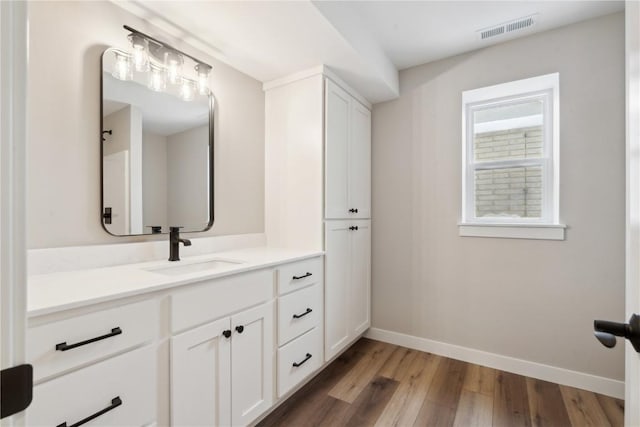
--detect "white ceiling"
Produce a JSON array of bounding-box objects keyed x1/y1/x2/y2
[
  {"x1": 103, "y1": 73, "x2": 209, "y2": 136},
  {"x1": 115, "y1": 1, "x2": 623, "y2": 104},
  {"x1": 314, "y1": 1, "x2": 624, "y2": 71}
]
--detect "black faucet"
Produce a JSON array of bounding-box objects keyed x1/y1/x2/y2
[{"x1": 169, "y1": 227, "x2": 191, "y2": 261}]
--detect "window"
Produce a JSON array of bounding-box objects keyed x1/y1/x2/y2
[{"x1": 460, "y1": 73, "x2": 565, "y2": 240}]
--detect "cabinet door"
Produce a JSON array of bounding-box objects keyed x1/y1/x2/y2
[
  {"x1": 349, "y1": 101, "x2": 371, "y2": 219},
  {"x1": 350, "y1": 220, "x2": 371, "y2": 336},
  {"x1": 325, "y1": 79, "x2": 351, "y2": 219},
  {"x1": 171, "y1": 317, "x2": 231, "y2": 427},
  {"x1": 324, "y1": 220, "x2": 351, "y2": 361},
  {"x1": 231, "y1": 301, "x2": 274, "y2": 426}
]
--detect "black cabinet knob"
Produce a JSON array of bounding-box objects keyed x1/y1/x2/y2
[
  {"x1": 235, "y1": 325, "x2": 244, "y2": 334},
  {"x1": 349, "y1": 226, "x2": 359, "y2": 231},
  {"x1": 349, "y1": 208, "x2": 359, "y2": 213},
  {"x1": 222, "y1": 330, "x2": 231, "y2": 339}
]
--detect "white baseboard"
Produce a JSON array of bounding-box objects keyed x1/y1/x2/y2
[{"x1": 365, "y1": 327, "x2": 624, "y2": 399}]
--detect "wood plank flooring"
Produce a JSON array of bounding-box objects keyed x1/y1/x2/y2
[{"x1": 258, "y1": 338, "x2": 623, "y2": 427}]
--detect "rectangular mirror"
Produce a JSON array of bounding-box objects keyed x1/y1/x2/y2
[{"x1": 100, "y1": 47, "x2": 214, "y2": 236}]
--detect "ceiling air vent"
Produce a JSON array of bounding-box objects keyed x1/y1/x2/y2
[
  {"x1": 480, "y1": 26, "x2": 504, "y2": 40},
  {"x1": 479, "y1": 15, "x2": 537, "y2": 40}
]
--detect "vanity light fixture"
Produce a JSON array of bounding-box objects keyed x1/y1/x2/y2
[
  {"x1": 195, "y1": 63, "x2": 212, "y2": 95},
  {"x1": 112, "y1": 50, "x2": 132, "y2": 81},
  {"x1": 148, "y1": 62, "x2": 167, "y2": 92},
  {"x1": 164, "y1": 50, "x2": 183, "y2": 85},
  {"x1": 115, "y1": 25, "x2": 213, "y2": 100},
  {"x1": 128, "y1": 33, "x2": 149, "y2": 72},
  {"x1": 180, "y1": 78, "x2": 197, "y2": 101}
]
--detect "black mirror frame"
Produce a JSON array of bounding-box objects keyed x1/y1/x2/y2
[{"x1": 99, "y1": 47, "x2": 215, "y2": 236}]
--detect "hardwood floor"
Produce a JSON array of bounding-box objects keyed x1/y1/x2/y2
[{"x1": 258, "y1": 338, "x2": 624, "y2": 427}]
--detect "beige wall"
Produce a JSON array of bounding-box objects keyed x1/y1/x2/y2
[
  {"x1": 167, "y1": 125, "x2": 210, "y2": 230},
  {"x1": 142, "y1": 131, "x2": 168, "y2": 231},
  {"x1": 371, "y1": 13, "x2": 625, "y2": 381},
  {"x1": 27, "y1": 1, "x2": 265, "y2": 248}
]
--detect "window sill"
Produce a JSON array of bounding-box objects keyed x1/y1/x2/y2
[{"x1": 458, "y1": 223, "x2": 566, "y2": 240}]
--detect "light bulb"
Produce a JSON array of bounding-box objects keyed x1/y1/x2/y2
[
  {"x1": 195, "y1": 63, "x2": 212, "y2": 95},
  {"x1": 164, "y1": 50, "x2": 183, "y2": 85},
  {"x1": 112, "y1": 51, "x2": 132, "y2": 81},
  {"x1": 129, "y1": 34, "x2": 149, "y2": 72},
  {"x1": 148, "y1": 64, "x2": 166, "y2": 92},
  {"x1": 180, "y1": 78, "x2": 196, "y2": 101}
]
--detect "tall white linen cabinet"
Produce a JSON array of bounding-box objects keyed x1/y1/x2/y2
[{"x1": 265, "y1": 67, "x2": 372, "y2": 363}]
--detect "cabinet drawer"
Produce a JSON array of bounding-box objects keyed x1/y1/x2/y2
[
  {"x1": 278, "y1": 284, "x2": 322, "y2": 346},
  {"x1": 171, "y1": 269, "x2": 273, "y2": 333},
  {"x1": 277, "y1": 327, "x2": 322, "y2": 398},
  {"x1": 27, "y1": 345, "x2": 156, "y2": 427},
  {"x1": 277, "y1": 257, "x2": 323, "y2": 296},
  {"x1": 28, "y1": 299, "x2": 158, "y2": 381}
]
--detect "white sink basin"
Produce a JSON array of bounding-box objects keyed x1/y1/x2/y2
[{"x1": 146, "y1": 258, "x2": 244, "y2": 276}]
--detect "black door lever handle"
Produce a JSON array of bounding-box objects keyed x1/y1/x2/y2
[
  {"x1": 594, "y1": 313, "x2": 640, "y2": 352},
  {"x1": 594, "y1": 331, "x2": 617, "y2": 348}
]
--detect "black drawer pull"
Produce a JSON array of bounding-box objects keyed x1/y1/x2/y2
[
  {"x1": 349, "y1": 226, "x2": 359, "y2": 231},
  {"x1": 349, "y1": 208, "x2": 358, "y2": 213},
  {"x1": 57, "y1": 396, "x2": 122, "y2": 427},
  {"x1": 293, "y1": 308, "x2": 313, "y2": 319},
  {"x1": 292, "y1": 272, "x2": 312, "y2": 280},
  {"x1": 292, "y1": 353, "x2": 312, "y2": 368},
  {"x1": 55, "y1": 327, "x2": 122, "y2": 352}
]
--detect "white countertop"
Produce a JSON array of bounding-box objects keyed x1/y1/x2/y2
[{"x1": 28, "y1": 247, "x2": 323, "y2": 317}]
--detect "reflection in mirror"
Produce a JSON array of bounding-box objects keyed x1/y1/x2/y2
[{"x1": 101, "y1": 47, "x2": 213, "y2": 236}]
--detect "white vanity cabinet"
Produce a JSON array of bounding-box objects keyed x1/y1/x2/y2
[
  {"x1": 27, "y1": 299, "x2": 158, "y2": 382},
  {"x1": 171, "y1": 317, "x2": 231, "y2": 426},
  {"x1": 230, "y1": 303, "x2": 274, "y2": 425},
  {"x1": 275, "y1": 258, "x2": 324, "y2": 397},
  {"x1": 171, "y1": 302, "x2": 274, "y2": 427},
  {"x1": 170, "y1": 269, "x2": 275, "y2": 426},
  {"x1": 324, "y1": 220, "x2": 371, "y2": 361},
  {"x1": 325, "y1": 79, "x2": 372, "y2": 220},
  {"x1": 27, "y1": 250, "x2": 324, "y2": 427},
  {"x1": 324, "y1": 77, "x2": 372, "y2": 359},
  {"x1": 26, "y1": 300, "x2": 159, "y2": 426},
  {"x1": 265, "y1": 68, "x2": 372, "y2": 367},
  {"x1": 28, "y1": 346, "x2": 157, "y2": 427}
]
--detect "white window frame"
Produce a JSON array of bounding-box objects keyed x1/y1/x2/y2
[{"x1": 459, "y1": 73, "x2": 565, "y2": 240}]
